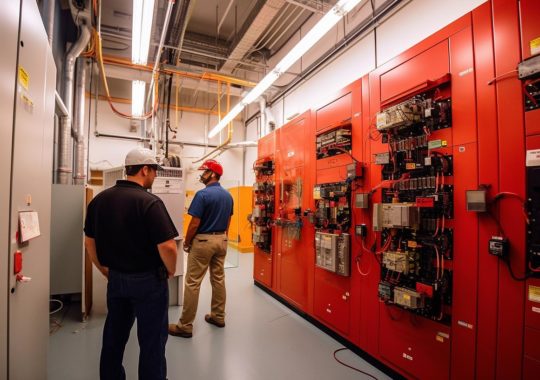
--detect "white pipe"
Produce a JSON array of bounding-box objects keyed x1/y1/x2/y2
[
  {"x1": 46, "y1": 0, "x2": 55, "y2": 46},
  {"x1": 259, "y1": 97, "x2": 267, "y2": 137},
  {"x1": 146, "y1": 0, "x2": 175, "y2": 107},
  {"x1": 217, "y1": 0, "x2": 235, "y2": 34}
]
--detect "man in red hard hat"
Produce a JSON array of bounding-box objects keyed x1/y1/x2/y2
[{"x1": 169, "y1": 159, "x2": 233, "y2": 338}]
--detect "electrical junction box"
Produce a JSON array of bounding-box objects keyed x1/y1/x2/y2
[
  {"x1": 355, "y1": 224, "x2": 367, "y2": 237},
  {"x1": 355, "y1": 193, "x2": 369, "y2": 208},
  {"x1": 488, "y1": 236, "x2": 509, "y2": 257},
  {"x1": 347, "y1": 162, "x2": 363, "y2": 179},
  {"x1": 466, "y1": 189, "x2": 487, "y2": 212}
]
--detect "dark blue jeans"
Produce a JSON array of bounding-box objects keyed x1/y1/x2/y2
[{"x1": 100, "y1": 270, "x2": 169, "y2": 380}]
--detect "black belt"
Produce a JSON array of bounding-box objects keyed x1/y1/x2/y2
[{"x1": 200, "y1": 231, "x2": 225, "y2": 235}]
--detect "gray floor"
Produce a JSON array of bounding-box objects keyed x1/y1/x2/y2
[{"x1": 48, "y1": 253, "x2": 391, "y2": 380}]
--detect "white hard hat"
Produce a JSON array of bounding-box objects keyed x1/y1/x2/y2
[{"x1": 125, "y1": 147, "x2": 163, "y2": 169}]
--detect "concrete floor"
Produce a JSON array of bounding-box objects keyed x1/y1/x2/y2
[{"x1": 48, "y1": 252, "x2": 391, "y2": 380}]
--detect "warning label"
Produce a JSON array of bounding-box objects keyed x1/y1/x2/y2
[{"x1": 529, "y1": 285, "x2": 540, "y2": 303}]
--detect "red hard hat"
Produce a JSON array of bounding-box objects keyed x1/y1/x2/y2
[{"x1": 198, "y1": 159, "x2": 223, "y2": 176}]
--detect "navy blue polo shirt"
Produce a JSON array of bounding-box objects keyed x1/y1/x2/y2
[{"x1": 189, "y1": 182, "x2": 233, "y2": 233}]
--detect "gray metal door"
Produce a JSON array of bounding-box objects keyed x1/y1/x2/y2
[
  {"x1": 0, "y1": 2, "x2": 21, "y2": 378},
  {"x1": 6, "y1": 0, "x2": 56, "y2": 378}
]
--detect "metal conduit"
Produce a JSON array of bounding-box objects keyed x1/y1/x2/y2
[
  {"x1": 73, "y1": 58, "x2": 87, "y2": 184},
  {"x1": 57, "y1": 24, "x2": 91, "y2": 184}
]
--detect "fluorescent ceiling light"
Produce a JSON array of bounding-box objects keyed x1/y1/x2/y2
[
  {"x1": 132, "y1": 0, "x2": 155, "y2": 65},
  {"x1": 132, "y1": 80, "x2": 146, "y2": 117},
  {"x1": 208, "y1": 0, "x2": 363, "y2": 138}
]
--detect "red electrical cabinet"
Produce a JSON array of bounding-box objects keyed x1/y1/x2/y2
[
  {"x1": 367, "y1": 10, "x2": 480, "y2": 380},
  {"x1": 274, "y1": 111, "x2": 314, "y2": 311},
  {"x1": 311, "y1": 80, "x2": 363, "y2": 337}
]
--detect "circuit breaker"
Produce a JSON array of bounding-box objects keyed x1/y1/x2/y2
[{"x1": 315, "y1": 232, "x2": 350, "y2": 276}]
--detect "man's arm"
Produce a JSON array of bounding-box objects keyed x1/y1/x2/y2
[
  {"x1": 226, "y1": 216, "x2": 232, "y2": 235},
  {"x1": 158, "y1": 239, "x2": 178, "y2": 276},
  {"x1": 84, "y1": 236, "x2": 109, "y2": 279},
  {"x1": 184, "y1": 216, "x2": 201, "y2": 252}
]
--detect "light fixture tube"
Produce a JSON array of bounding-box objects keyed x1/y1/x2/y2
[
  {"x1": 207, "y1": 0, "x2": 363, "y2": 138},
  {"x1": 132, "y1": 0, "x2": 155, "y2": 65},
  {"x1": 132, "y1": 80, "x2": 146, "y2": 117},
  {"x1": 208, "y1": 103, "x2": 245, "y2": 138}
]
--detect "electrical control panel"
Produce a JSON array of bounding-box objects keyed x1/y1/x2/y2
[
  {"x1": 313, "y1": 182, "x2": 351, "y2": 232},
  {"x1": 374, "y1": 78, "x2": 454, "y2": 323},
  {"x1": 316, "y1": 126, "x2": 352, "y2": 159},
  {"x1": 527, "y1": 166, "x2": 540, "y2": 273},
  {"x1": 252, "y1": 158, "x2": 275, "y2": 252},
  {"x1": 315, "y1": 231, "x2": 350, "y2": 276},
  {"x1": 376, "y1": 80, "x2": 452, "y2": 132}
]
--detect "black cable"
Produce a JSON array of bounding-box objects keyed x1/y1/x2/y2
[
  {"x1": 333, "y1": 348, "x2": 379, "y2": 380},
  {"x1": 504, "y1": 257, "x2": 534, "y2": 282}
]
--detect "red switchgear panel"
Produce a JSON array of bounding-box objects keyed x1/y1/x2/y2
[{"x1": 252, "y1": 2, "x2": 535, "y2": 379}]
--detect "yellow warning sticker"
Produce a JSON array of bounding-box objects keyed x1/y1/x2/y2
[
  {"x1": 18, "y1": 66, "x2": 29, "y2": 90},
  {"x1": 408, "y1": 240, "x2": 418, "y2": 248},
  {"x1": 529, "y1": 285, "x2": 540, "y2": 303},
  {"x1": 406, "y1": 163, "x2": 416, "y2": 170},
  {"x1": 531, "y1": 37, "x2": 540, "y2": 56}
]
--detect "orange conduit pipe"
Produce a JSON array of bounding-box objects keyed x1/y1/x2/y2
[
  {"x1": 95, "y1": 30, "x2": 159, "y2": 120},
  {"x1": 193, "y1": 82, "x2": 234, "y2": 163},
  {"x1": 85, "y1": 92, "x2": 244, "y2": 118},
  {"x1": 100, "y1": 55, "x2": 257, "y2": 88}
]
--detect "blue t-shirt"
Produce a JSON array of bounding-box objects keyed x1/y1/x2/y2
[{"x1": 188, "y1": 182, "x2": 234, "y2": 233}]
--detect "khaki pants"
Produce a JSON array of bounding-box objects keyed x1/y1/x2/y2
[{"x1": 177, "y1": 233, "x2": 227, "y2": 333}]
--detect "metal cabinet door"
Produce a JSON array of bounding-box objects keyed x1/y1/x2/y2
[
  {"x1": 0, "y1": 1, "x2": 21, "y2": 378},
  {"x1": 7, "y1": 1, "x2": 56, "y2": 378}
]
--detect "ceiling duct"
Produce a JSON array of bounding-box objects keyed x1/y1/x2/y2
[
  {"x1": 166, "y1": 0, "x2": 197, "y2": 64},
  {"x1": 219, "y1": 0, "x2": 286, "y2": 73}
]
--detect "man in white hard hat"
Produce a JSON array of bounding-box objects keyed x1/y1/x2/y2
[{"x1": 84, "y1": 147, "x2": 178, "y2": 380}]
